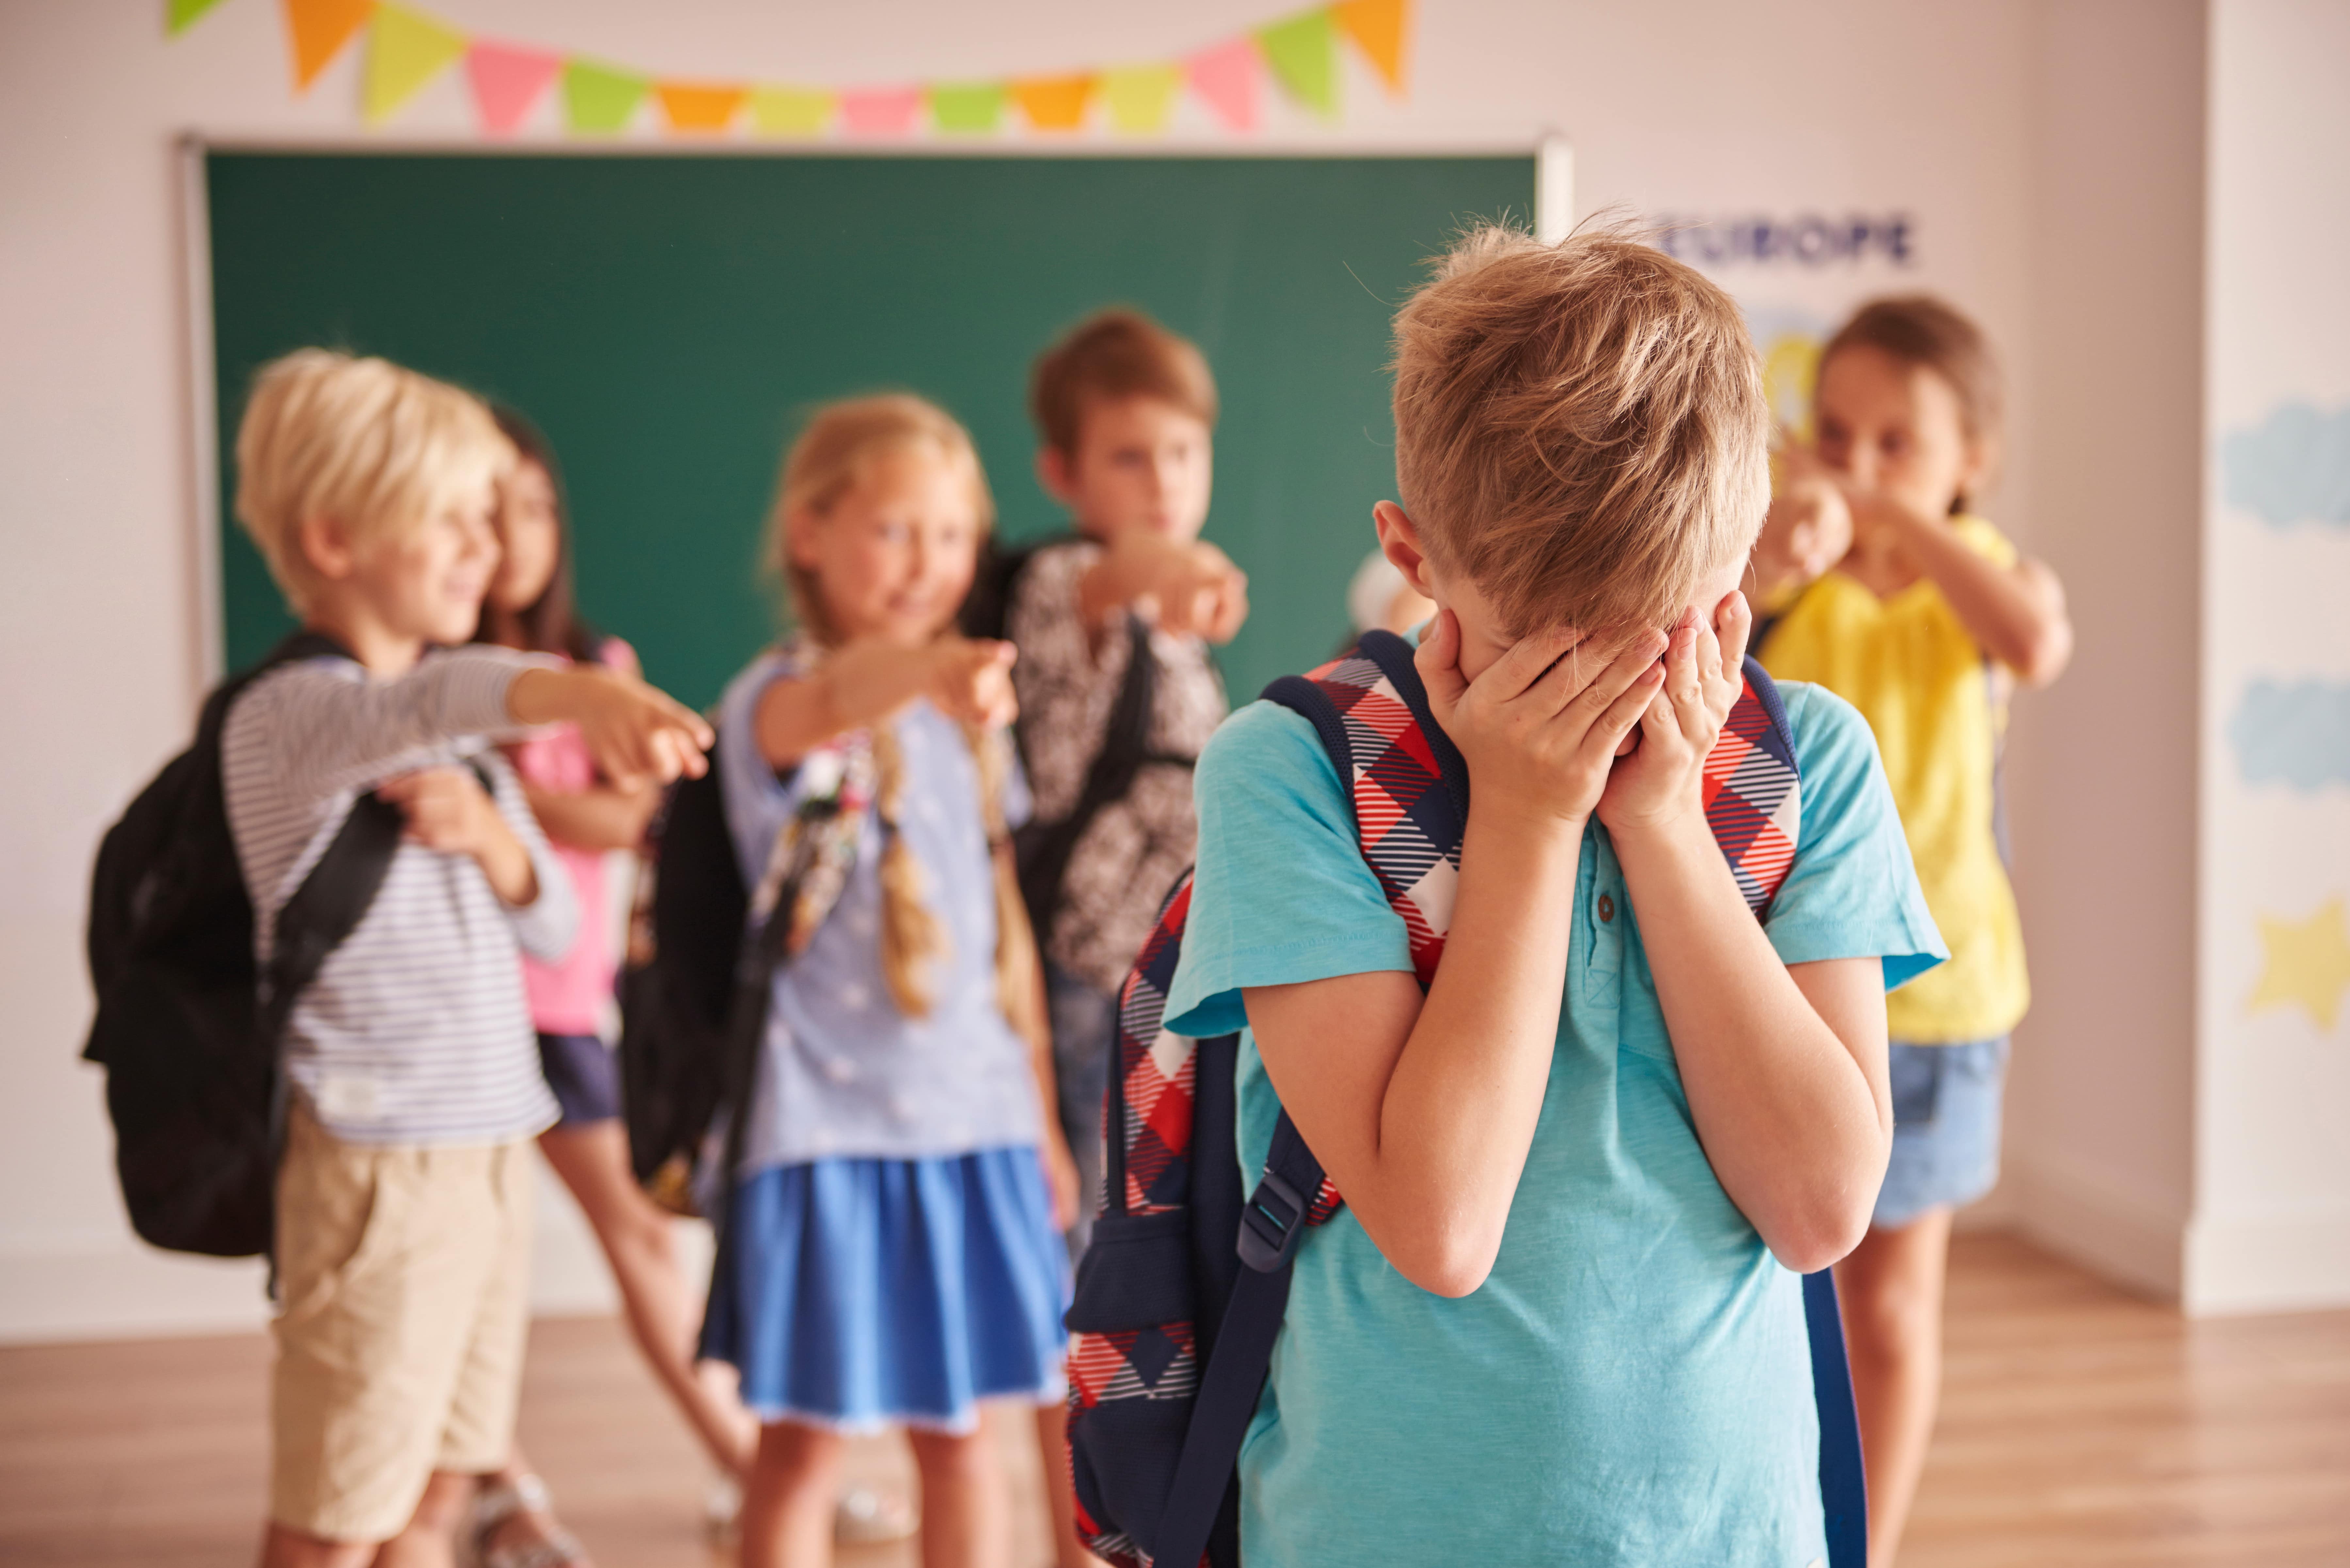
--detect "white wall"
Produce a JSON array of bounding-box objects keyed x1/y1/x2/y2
[
  {"x1": 0, "y1": 0, "x2": 2081, "y2": 1340},
  {"x1": 1999, "y1": 0, "x2": 2208, "y2": 1298},
  {"x1": 2189, "y1": 0, "x2": 2350, "y2": 1315}
]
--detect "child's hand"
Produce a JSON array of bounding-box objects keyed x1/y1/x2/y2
[
  {"x1": 1416, "y1": 608, "x2": 1668, "y2": 833},
  {"x1": 1596, "y1": 590, "x2": 1755, "y2": 838},
  {"x1": 1041, "y1": 1128, "x2": 1083, "y2": 1231},
  {"x1": 925, "y1": 638, "x2": 1019, "y2": 729},
  {"x1": 377, "y1": 766, "x2": 536, "y2": 906},
  {"x1": 1756, "y1": 479, "x2": 1853, "y2": 590},
  {"x1": 512, "y1": 667, "x2": 714, "y2": 790},
  {"x1": 378, "y1": 766, "x2": 504, "y2": 854},
  {"x1": 1125, "y1": 536, "x2": 1250, "y2": 644}
]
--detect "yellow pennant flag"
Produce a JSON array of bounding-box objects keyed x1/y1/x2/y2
[
  {"x1": 1101, "y1": 63, "x2": 1183, "y2": 134},
  {"x1": 749, "y1": 85, "x2": 834, "y2": 136},
  {"x1": 1332, "y1": 0, "x2": 1410, "y2": 93},
  {"x1": 365, "y1": 4, "x2": 469, "y2": 124},
  {"x1": 283, "y1": 0, "x2": 374, "y2": 91}
]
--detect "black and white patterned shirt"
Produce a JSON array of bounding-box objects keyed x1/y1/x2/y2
[
  {"x1": 1007, "y1": 540, "x2": 1227, "y2": 995},
  {"x1": 221, "y1": 647, "x2": 574, "y2": 1146}
]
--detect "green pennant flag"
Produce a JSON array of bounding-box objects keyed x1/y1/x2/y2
[
  {"x1": 364, "y1": 4, "x2": 469, "y2": 125},
  {"x1": 166, "y1": 0, "x2": 227, "y2": 35},
  {"x1": 1256, "y1": 9, "x2": 1338, "y2": 118},
  {"x1": 928, "y1": 82, "x2": 1006, "y2": 134},
  {"x1": 564, "y1": 59, "x2": 650, "y2": 134}
]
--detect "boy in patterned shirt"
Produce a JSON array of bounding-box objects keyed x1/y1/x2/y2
[{"x1": 1003, "y1": 310, "x2": 1248, "y2": 1255}]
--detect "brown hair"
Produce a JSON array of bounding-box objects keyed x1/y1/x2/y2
[
  {"x1": 1029, "y1": 308, "x2": 1218, "y2": 456},
  {"x1": 764, "y1": 394, "x2": 1034, "y2": 1031},
  {"x1": 474, "y1": 405, "x2": 603, "y2": 663},
  {"x1": 234, "y1": 348, "x2": 509, "y2": 614},
  {"x1": 1819, "y1": 295, "x2": 2002, "y2": 514},
  {"x1": 1390, "y1": 223, "x2": 1770, "y2": 636}
]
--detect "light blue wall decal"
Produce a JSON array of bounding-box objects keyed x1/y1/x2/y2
[
  {"x1": 2231, "y1": 680, "x2": 2350, "y2": 789},
  {"x1": 2222, "y1": 402, "x2": 2350, "y2": 529}
]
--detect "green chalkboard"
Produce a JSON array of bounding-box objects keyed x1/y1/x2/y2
[{"x1": 206, "y1": 151, "x2": 1534, "y2": 707}]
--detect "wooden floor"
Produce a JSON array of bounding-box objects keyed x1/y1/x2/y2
[{"x1": 2, "y1": 1232, "x2": 2345, "y2": 1566}]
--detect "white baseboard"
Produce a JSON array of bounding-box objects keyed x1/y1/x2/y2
[
  {"x1": 0, "y1": 1244, "x2": 273, "y2": 1343},
  {"x1": 2002, "y1": 1154, "x2": 2188, "y2": 1302},
  {"x1": 0, "y1": 1165, "x2": 719, "y2": 1346},
  {"x1": 2184, "y1": 1208, "x2": 2350, "y2": 1316}
]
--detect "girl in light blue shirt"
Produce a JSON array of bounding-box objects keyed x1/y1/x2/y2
[{"x1": 698, "y1": 395, "x2": 1079, "y2": 1568}]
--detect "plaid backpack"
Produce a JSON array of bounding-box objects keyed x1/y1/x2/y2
[{"x1": 1065, "y1": 628, "x2": 1867, "y2": 1568}]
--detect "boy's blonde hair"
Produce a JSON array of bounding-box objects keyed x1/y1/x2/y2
[
  {"x1": 770, "y1": 393, "x2": 995, "y2": 646},
  {"x1": 1390, "y1": 224, "x2": 1770, "y2": 635},
  {"x1": 234, "y1": 348, "x2": 508, "y2": 613},
  {"x1": 764, "y1": 394, "x2": 1038, "y2": 1038},
  {"x1": 1029, "y1": 308, "x2": 1218, "y2": 456}
]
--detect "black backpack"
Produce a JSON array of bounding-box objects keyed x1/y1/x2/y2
[
  {"x1": 83, "y1": 633, "x2": 403, "y2": 1260},
  {"x1": 617, "y1": 758, "x2": 832, "y2": 1224},
  {"x1": 962, "y1": 535, "x2": 1195, "y2": 943}
]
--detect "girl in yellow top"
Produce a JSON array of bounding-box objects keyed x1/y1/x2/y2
[{"x1": 1753, "y1": 296, "x2": 2072, "y2": 1568}]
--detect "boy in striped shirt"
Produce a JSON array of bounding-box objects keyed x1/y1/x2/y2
[{"x1": 223, "y1": 350, "x2": 710, "y2": 1568}]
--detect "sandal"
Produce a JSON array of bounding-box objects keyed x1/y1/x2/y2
[
  {"x1": 472, "y1": 1473, "x2": 590, "y2": 1568},
  {"x1": 834, "y1": 1484, "x2": 919, "y2": 1545}
]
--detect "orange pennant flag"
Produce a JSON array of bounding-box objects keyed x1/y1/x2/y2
[
  {"x1": 283, "y1": 0, "x2": 375, "y2": 92},
  {"x1": 656, "y1": 81, "x2": 747, "y2": 133},
  {"x1": 1332, "y1": 0, "x2": 1411, "y2": 93},
  {"x1": 1011, "y1": 74, "x2": 1096, "y2": 132}
]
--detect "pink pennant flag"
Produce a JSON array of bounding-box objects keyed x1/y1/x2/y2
[
  {"x1": 467, "y1": 40, "x2": 562, "y2": 135},
  {"x1": 839, "y1": 86, "x2": 923, "y2": 136},
  {"x1": 1185, "y1": 37, "x2": 1260, "y2": 133}
]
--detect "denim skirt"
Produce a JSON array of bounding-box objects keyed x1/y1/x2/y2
[{"x1": 1874, "y1": 1036, "x2": 2011, "y2": 1229}]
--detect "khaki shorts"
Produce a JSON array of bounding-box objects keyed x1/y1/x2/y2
[{"x1": 269, "y1": 1106, "x2": 535, "y2": 1543}]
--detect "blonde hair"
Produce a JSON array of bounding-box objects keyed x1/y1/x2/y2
[
  {"x1": 767, "y1": 394, "x2": 1035, "y2": 1033},
  {"x1": 770, "y1": 393, "x2": 994, "y2": 644},
  {"x1": 1029, "y1": 308, "x2": 1218, "y2": 456},
  {"x1": 1390, "y1": 223, "x2": 1770, "y2": 635},
  {"x1": 234, "y1": 348, "x2": 509, "y2": 614}
]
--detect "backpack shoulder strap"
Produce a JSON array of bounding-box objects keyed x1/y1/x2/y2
[
  {"x1": 1015, "y1": 614, "x2": 1177, "y2": 935},
  {"x1": 1263, "y1": 629, "x2": 1465, "y2": 989},
  {"x1": 1711, "y1": 655, "x2": 1803, "y2": 917}
]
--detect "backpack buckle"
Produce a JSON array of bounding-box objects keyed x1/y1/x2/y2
[{"x1": 1238, "y1": 1168, "x2": 1307, "y2": 1272}]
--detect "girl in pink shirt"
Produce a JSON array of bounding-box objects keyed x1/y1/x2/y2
[{"x1": 472, "y1": 409, "x2": 765, "y2": 1560}]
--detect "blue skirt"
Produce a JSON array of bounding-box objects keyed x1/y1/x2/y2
[
  {"x1": 1875, "y1": 1037, "x2": 2011, "y2": 1229},
  {"x1": 699, "y1": 1148, "x2": 1070, "y2": 1433}
]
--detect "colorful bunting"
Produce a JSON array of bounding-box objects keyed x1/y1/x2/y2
[
  {"x1": 1256, "y1": 10, "x2": 1337, "y2": 119},
  {"x1": 1101, "y1": 63, "x2": 1185, "y2": 135},
  {"x1": 466, "y1": 41, "x2": 561, "y2": 135},
  {"x1": 657, "y1": 81, "x2": 747, "y2": 133},
  {"x1": 1012, "y1": 74, "x2": 1097, "y2": 132},
  {"x1": 178, "y1": 2, "x2": 1413, "y2": 139},
  {"x1": 166, "y1": 0, "x2": 227, "y2": 37},
  {"x1": 1186, "y1": 37, "x2": 1261, "y2": 133},
  {"x1": 840, "y1": 87, "x2": 923, "y2": 137},
  {"x1": 365, "y1": 4, "x2": 468, "y2": 125},
  {"x1": 929, "y1": 82, "x2": 1007, "y2": 135},
  {"x1": 1333, "y1": 0, "x2": 1410, "y2": 93},
  {"x1": 563, "y1": 59, "x2": 649, "y2": 134},
  {"x1": 749, "y1": 86, "x2": 834, "y2": 136},
  {"x1": 282, "y1": 0, "x2": 373, "y2": 92}
]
